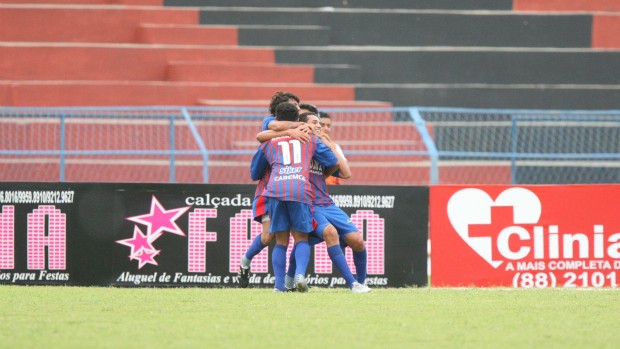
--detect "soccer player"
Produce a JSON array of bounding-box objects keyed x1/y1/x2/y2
[
  {"x1": 319, "y1": 112, "x2": 345, "y2": 185},
  {"x1": 258, "y1": 112, "x2": 370, "y2": 293},
  {"x1": 238, "y1": 92, "x2": 310, "y2": 287},
  {"x1": 299, "y1": 103, "x2": 319, "y2": 115},
  {"x1": 250, "y1": 102, "x2": 339, "y2": 292},
  {"x1": 316, "y1": 111, "x2": 370, "y2": 286}
]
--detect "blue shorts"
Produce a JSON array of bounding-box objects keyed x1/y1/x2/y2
[
  {"x1": 308, "y1": 204, "x2": 359, "y2": 245},
  {"x1": 265, "y1": 198, "x2": 313, "y2": 234},
  {"x1": 252, "y1": 196, "x2": 268, "y2": 223}
]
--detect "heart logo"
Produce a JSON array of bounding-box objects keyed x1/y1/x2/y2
[{"x1": 447, "y1": 188, "x2": 542, "y2": 268}]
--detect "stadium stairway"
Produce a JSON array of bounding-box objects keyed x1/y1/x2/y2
[
  {"x1": 6, "y1": 0, "x2": 618, "y2": 184},
  {"x1": 164, "y1": 0, "x2": 620, "y2": 110},
  {"x1": 0, "y1": 1, "x2": 385, "y2": 108}
]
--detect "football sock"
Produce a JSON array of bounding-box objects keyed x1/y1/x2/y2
[
  {"x1": 287, "y1": 244, "x2": 297, "y2": 279},
  {"x1": 353, "y1": 248, "x2": 368, "y2": 284},
  {"x1": 328, "y1": 245, "x2": 357, "y2": 288},
  {"x1": 272, "y1": 244, "x2": 287, "y2": 292},
  {"x1": 240, "y1": 256, "x2": 251, "y2": 269},
  {"x1": 244, "y1": 234, "x2": 267, "y2": 263},
  {"x1": 339, "y1": 239, "x2": 348, "y2": 254},
  {"x1": 294, "y1": 241, "x2": 310, "y2": 278}
]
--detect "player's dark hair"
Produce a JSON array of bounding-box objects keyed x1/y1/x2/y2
[
  {"x1": 299, "y1": 103, "x2": 319, "y2": 114},
  {"x1": 269, "y1": 91, "x2": 300, "y2": 116},
  {"x1": 298, "y1": 112, "x2": 318, "y2": 123},
  {"x1": 318, "y1": 111, "x2": 331, "y2": 120},
  {"x1": 275, "y1": 102, "x2": 300, "y2": 122}
]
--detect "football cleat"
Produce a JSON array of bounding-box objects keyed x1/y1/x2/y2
[
  {"x1": 350, "y1": 282, "x2": 371, "y2": 294},
  {"x1": 238, "y1": 266, "x2": 250, "y2": 288},
  {"x1": 294, "y1": 274, "x2": 309, "y2": 293}
]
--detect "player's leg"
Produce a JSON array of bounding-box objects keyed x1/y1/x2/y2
[
  {"x1": 325, "y1": 204, "x2": 370, "y2": 289},
  {"x1": 238, "y1": 218, "x2": 273, "y2": 287},
  {"x1": 285, "y1": 242, "x2": 296, "y2": 291},
  {"x1": 286, "y1": 232, "x2": 322, "y2": 291},
  {"x1": 288, "y1": 201, "x2": 314, "y2": 292},
  {"x1": 291, "y1": 230, "x2": 310, "y2": 292},
  {"x1": 343, "y1": 232, "x2": 368, "y2": 286},
  {"x1": 239, "y1": 196, "x2": 273, "y2": 287},
  {"x1": 315, "y1": 206, "x2": 358, "y2": 289},
  {"x1": 272, "y1": 231, "x2": 290, "y2": 292},
  {"x1": 266, "y1": 198, "x2": 292, "y2": 292}
]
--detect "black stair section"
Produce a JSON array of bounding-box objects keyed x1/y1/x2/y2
[
  {"x1": 198, "y1": 9, "x2": 591, "y2": 48},
  {"x1": 163, "y1": 3, "x2": 620, "y2": 110},
  {"x1": 313, "y1": 64, "x2": 361, "y2": 84},
  {"x1": 237, "y1": 25, "x2": 330, "y2": 46},
  {"x1": 276, "y1": 49, "x2": 620, "y2": 85},
  {"x1": 165, "y1": 0, "x2": 512, "y2": 10},
  {"x1": 355, "y1": 86, "x2": 620, "y2": 109}
]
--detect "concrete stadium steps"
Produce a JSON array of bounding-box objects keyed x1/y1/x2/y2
[
  {"x1": 0, "y1": 117, "x2": 432, "y2": 184},
  {"x1": 513, "y1": 0, "x2": 620, "y2": 12},
  {"x1": 236, "y1": 25, "x2": 330, "y2": 47},
  {"x1": 275, "y1": 48, "x2": 620, "y2": 85},
  {"x1": 438, "y1": 164, "x2": 511, "y2": 184},
  {"x1": 195, "y1": 100, "x2": 394, "y2": 121},
  {"x1": 274, "y1": 47, "x2": 620, "y2": 108},
  {"x1": 0, "y1": 4, "x2": 198, "y2": 43},
  {"x1": 0, "y1": 161, "x2": 207, "y2": 183},
  {"x1": 512, "y1": 0, "x2": 620, "y2": 49},
  {"x1": 354, "y1": 85, "x2": 620, "y2": 109},
  {"x1": 136, "y1": 24, "x2": 330, "y2": 47},
  {"x1": 222, "y1": 121, "x2": 427, "y2": 154},
  {"x1": 197, "y1": 8, "x2": 592, "y2": 48},
  {"x1": 0, "y1": 0, "x2": 162, "y2": 4},
  {"x1": 0, "y1": 81, "x2": 356, "y2": 106},
  {"x1": 136, "y1": 24, "x2": 237, "y2": 45},
  {"x1": 165, "y1": 0, "x2": 512, "y2": 11},
  {"x1": 591, "y1": 15, "x2": 620, "y2": 49},
  {"x1": 0, "y1": 44, "x2": 275, "y2": 81},
  {"x1": 0, "y1": 160, "x2": 411, "y2": 184},
  {"x1": 196, "y1": 99, "x2": 392, "y2": 108},
  {"x1": 167, "y1": 62, "x2": 360, "y2": 84},
  {"x1": 166, "y1": 62, "x2": 315, "y2": 83}
]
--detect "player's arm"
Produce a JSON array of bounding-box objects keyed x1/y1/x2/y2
[
  {"x1": 267, "y1": 120, "x2": 305, "y2": 132},
  {"x1": 256, "y1": 128, "x2": 311, "y2": 143},
  {"x1": 250, "y1": 148, "x2": 269, "y2": 181},
  {"x1": 314, "y1": 136, "x2": 348, "y2": 178},
  {"x1": 319, "y1": 136, "x2": 351, "y2": 179}
]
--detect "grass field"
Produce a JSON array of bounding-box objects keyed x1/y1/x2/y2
[{"x1": 1, "y1": 286, "x2": 619, "y2": 349}]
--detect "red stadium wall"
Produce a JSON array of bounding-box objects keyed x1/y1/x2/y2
[
  {"x1": 513, "y1": 0, "x2": 620, "y2": 12},
  {"x1": 0, "y1": 2, "x2": 363, "y2": 107}
]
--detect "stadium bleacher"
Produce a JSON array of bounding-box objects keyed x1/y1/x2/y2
[{"x1": 1, "y1": 0, "x2": 619, "y2": 184}]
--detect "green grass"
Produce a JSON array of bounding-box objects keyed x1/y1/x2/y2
[{"x1": 1, "y1": 286, "x2": 619, "y2": 349}]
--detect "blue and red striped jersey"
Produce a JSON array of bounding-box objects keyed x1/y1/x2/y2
[
  {"x1": 251, "y1": 135, "x2": 338, "y2": 204},
  {"x1": 250, "y1": 115, "x2": 275, "y2": 199},
  {"x1": 308, "y1": 159, "x2": 338, "y2": 207}
]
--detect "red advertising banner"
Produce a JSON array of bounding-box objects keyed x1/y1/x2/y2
[{"x1": 431, "y1": 185, "x2": 620, "y2": 288}]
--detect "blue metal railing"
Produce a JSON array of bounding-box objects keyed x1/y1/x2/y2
[{"x1": 1, "y1": 106, "x2": 619, "y2": 185}]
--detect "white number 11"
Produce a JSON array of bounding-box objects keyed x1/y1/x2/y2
[{"x1": 278, "y1": 140, "x2": 302, "y2": 165}]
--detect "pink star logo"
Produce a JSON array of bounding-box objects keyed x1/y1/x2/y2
[
  {"x1": 131, "y1": 249, "x2": 160, "y2": 269},
  {"x1": 116, "y1": 226, "x2": 155, "y2": 255},
  {"x1": 126, "y1": 196, "x2": 190, "y2": 240}
]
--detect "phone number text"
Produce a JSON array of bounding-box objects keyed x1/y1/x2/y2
[
  {"x1": 513, "y1": 271, "x2": 618, "y2": 288},
  {"x1": 0, "y1": 190, "x2": 75, "y2": 204}
]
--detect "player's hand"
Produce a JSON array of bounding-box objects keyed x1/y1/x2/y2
[
  {"x1": 320, "y1": 132, "x2": 334, "y2": 147},
  {"x1": 296, "y1": 124, "x2": 313, "y2": 134},
  {"x1": 287, "y1": 127, "x2": 311, "y2": 143}
]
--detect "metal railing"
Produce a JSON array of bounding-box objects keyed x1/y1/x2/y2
[{"x1": 1, "y1": 106, "x2": 618, "y2": 185}]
